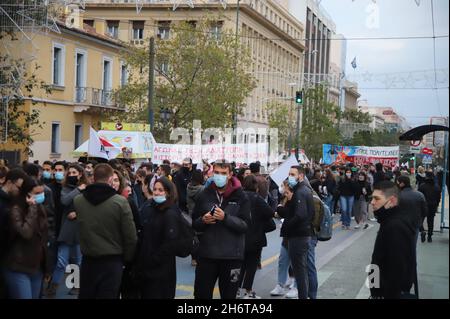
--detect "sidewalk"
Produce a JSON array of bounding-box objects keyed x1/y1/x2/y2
[{"x1": 417, "y1": 195, "x2": 449, "y2": 298}]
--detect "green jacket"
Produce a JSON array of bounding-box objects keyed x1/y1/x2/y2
[{"x1": 74, "y1": 183, "x2": 137, "y2": 262}]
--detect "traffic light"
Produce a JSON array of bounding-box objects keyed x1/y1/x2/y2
[{"x1": 295, "y1": 90, "x2": 303, "y2": 104}]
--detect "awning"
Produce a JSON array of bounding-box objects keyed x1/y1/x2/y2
[{"x1": 399, "y1": 125, "x2": 449, "y2": 141}]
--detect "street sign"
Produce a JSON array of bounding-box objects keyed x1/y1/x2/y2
[
  {"x1": 422, "y1": 147, "x2": 433, "y2": 155},
  {"x1": 410, "y1": 146, "x2": 421, "y2": 154},
  {"x1": 410, "y1": 140, "x2": 422, "y2": 147},
  {"x1": 423, "y1": 154, "x2": 432, "y2": 164}
]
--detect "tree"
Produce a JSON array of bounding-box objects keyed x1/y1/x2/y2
[
  {"x1": 266, "y1": 101, "x2": 293, "y2": 152},
  {"x1": 349, "y1": 129, "x2": 403, "y2": 147},
  {"x1": 0, "y1": 32, "x2": 51, "y2": 156},
  {"x1": 113, "y1": 18, "x2": 256, "y2": 142},
  {"x1": 300, "y1": 85, "x2": 341, "y2": 161},
  {"x1": 340, "y1": 109, "x2": 372, "y2": 124}
]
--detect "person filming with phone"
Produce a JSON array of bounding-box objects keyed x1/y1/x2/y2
[{"x1": 192, "y1": 159, "x2": 250, "y2": 299}]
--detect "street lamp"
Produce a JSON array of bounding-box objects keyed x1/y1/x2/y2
[{"x1": 160, "y1": 108, "x2": 171, "y2": 142}]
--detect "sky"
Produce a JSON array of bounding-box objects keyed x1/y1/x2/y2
[{"x1": 297, "y1": 0, "x2": 449, "y2": 127}]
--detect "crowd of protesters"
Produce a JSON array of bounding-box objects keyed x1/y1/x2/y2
[{"x1": 0, "y1": 156, "x2": 445, "y2": 299}]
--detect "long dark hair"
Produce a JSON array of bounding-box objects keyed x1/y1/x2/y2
[
  {"x1": 12, "y1": 177, "x2": 42, "y2": 213},
  {"x1": 64, "y1": 163, "x2": 88, "y2": 187},
  {"x1": 154, "y1": 176, "x2": 178, "y2": 210}
]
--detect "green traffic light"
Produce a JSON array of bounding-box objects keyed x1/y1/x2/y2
[{"x1": 296, "y1": 91, "x2": 303, "y2": 104}]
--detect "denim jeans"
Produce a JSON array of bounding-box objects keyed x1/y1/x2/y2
[
  {"x1": 308, "y1": 237, "x2": 318, "y2": 299},
  {"x1": 339, "y1": 196, "x2": 354, "y2": 227},
  {"x1": 52, "y1": 244, "x2": 82, "y2": 285},
  {"x1": 3, "y1": 269, "x2": 43, "y2": 299},
  {"x1": 324, "y1": 195, "x2": 334, "y2": 213},
  {"x1": 288, "y1": 236, "x2": 310, "y2": 299}
]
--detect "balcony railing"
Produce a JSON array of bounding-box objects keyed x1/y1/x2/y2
[{"x1": 75, "y1": 87, "x2": 122, "y2": 108}]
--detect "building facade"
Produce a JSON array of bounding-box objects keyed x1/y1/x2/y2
[
  {"x1": 359, "y1": 106, "x2": 409, "y2": 133},
  {"x1": 1, "y1": 13, "x2": 126, "y2": 164},
  {"x1": 82, "y1": 0, "x2": 305, "y2": 138}
]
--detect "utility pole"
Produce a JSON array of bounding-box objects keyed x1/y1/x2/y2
[
  {"x1": 232, "y1": 0, "x2": 241, "y2": 144},
  {"x1": 148, "y1": 36, "x2": 155, "y2": 132},
  {"x1": 440, "y1": 130, "x2": 449, "y2": 231},
  {"x1": 295, "y1": 95, "x2": 301, "y2": 161}
]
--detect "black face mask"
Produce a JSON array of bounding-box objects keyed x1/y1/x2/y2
[
  {"x1": 66, "y1": 176, "x2": 79, "y2": 186},
  {"x1": 182, "y1": 167, "x2": 190, "y2": 173}
]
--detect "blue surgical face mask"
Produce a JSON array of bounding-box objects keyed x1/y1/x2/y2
[
  {"x1": 55, "y1": 172, "x2": 64, "y2": 181},
  {"x1": 34, "y1": 192, "x2": 45, "y2": 204},
  {"x1": 213, "y1": 174, "x2": 228, "y2": 188},
  {"x1": 153, "y1": 195, "x2": 167, "y2": 204},
  {"x1": 288, "y1": 176, "x2": 298, "y2": 188},
  {"x1": 42, "y1": 171, "x2": 52, "y2": 180}
]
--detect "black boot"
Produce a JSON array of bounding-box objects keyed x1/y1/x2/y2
[
  {"x1": 427, "y1": 235, "x2": 432, "y2": 243},
  {"x1": 421, "y1": 231, "x2": 426, "y2": 243}
]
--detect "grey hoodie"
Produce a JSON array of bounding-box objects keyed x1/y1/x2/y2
[{"x1": 186, "y1": 184, "x2": 204, "y2": 216}]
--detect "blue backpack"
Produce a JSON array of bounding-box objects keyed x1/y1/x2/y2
[{"x1": 317, "y1": 202, "x2": 332, "y2": 241}]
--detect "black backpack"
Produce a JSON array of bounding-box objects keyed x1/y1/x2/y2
[{"x1": 175, "y1": 211, "x2": 199, "y2": 258}]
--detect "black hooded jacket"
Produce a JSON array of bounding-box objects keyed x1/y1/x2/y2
[
  {"x1": 192, "y1": 177, "x2": 250, "y2": 260},
  {"x1": 370, "y1": 205, "x2": 417, "y2": 299}
]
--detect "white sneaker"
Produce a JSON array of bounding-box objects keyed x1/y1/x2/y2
[
  {"x1": 351, "y1": 216, "x2": 355, "y2": 220},
  {"x1": 285, "y1": 277, "x2": 295, "y2": 289},
  {"x1": 369, "y1": 218, "x2": 377, "y2": 222},
  {"x1": 354, "y1": 225, "x2": 360, "y2": 229},
  {"x1": 285, "y1": 287, "x2": 298, "y2": 299},
  {"x1": 236, "y1": 288, "x2": 243, "y2": 299},
  {"x1": 242, "y1": 291, "x2": 261, "y2": 299},
  {"x1": 270, "y1": 284, "x2": 286, "y2": 296}
]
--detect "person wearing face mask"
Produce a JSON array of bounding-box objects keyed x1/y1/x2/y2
[
  {"x1": 41, "y1": 161, "x2": 53, "y2": 186},
  {"x1": 337, "y1": 169, "x2": 358, "y2": 230},
  {"x1": 174, "y1": 158, "x2": 194, "y2": 214},
  {"x1": 23, "y1": 164, "x2": 57, "y2": 285},
  {"x1": 276, "y1": 166, "x2": 315, "y2": 299},
  {"x1": 369, "y1": 181, "x2": 417, "y2": 299},
  {"x1": 46, "y1": 164, "x2": 88, "y2": 297},
  {"x1": 73, "y1": 164, "x2": 137, "y2": 299},
  {"x1": 192, "y1": 159, "x2": 250, "y2": 299},
  {"x1": 134, "y1": 177, "x2": 180, "y2": 299},
  {"x1": 3, "y1": 177, "x2": 48, "y2": 299},
  {"x1": 48, "y1": 161, "x2": 66, "y2": 240},
  {"x1": 353, "y1": 172, "x2": 372, "y2": 230}
]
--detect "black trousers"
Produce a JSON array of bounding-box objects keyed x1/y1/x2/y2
[
  {"x1": 140, "y1": 259, "x2": 176, "y2": 299},
  {"x1": 194, "y1": 258, "x2": 242, "y2": 299},
  {"x1": 288, "y1": 236, "x2": 310, "y2": 300},
  {"x1": 422, "y1": 206, "x2": 437, "y2": 237},
  {"x1": 79, "y1": 256, "x2": 123, "y2": 299},
  {"x1": 238, "y1": 248, "x2": 262, "y2": 291}
]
